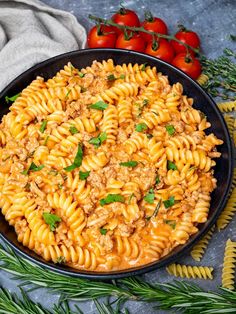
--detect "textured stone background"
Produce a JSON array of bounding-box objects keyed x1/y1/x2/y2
[{"x1": 1, "y1": 0, "x2": 236, "y2": 313}]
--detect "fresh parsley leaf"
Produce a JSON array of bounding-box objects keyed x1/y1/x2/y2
[
  {"x1": 100, "y1": 194, "x2": 125, "y2": 206},
  {"x1": 144, "y1": 189, "x2": 155, "y2": 204},
  {"x1": 43, "y1": 135, "x2": 49, "y2": 146},
  {"x1": 78, "y1": 72, "x2": 85, "y2": 78},
  {"x1": 5, "y1": 93, "x2": 21, "y2": 104},
  {"x1": 163, "y1": 196, "x2": 175, "y2": 209},
  {"x1": 165, "y1": 125, "x2": 175, "y2": 136},
  {"x1": 64, "y1": 144, "x2": 83, "y2": 172},
  {"x1": 100, "y1": 228, "x2": 107, "y2": 235},
  {"x1": 153, "y1": 199, "x2": 162, "y2": 217},
  {"x1": 48, "y1": 169, "x2": 58, "y2": 176},
  {"x1": 146, "y1": 134, "x2": 153, "y2": 139},
  {"x1": 141, "y1": 63, "x2": 148, "y2": 71},
  {"x1": 120, "y1": 161, "x2": 138, "y2": 168},
  {"x1": 39, "y1": 120, "x2": 47, "y2": 133},
  {"x1": 89, "y1": 132, "x2": 107, "y2": 148},
  {"x1": 69, "y1": 126, "x2": 79, "y2": 135},
  {"x1": 135, "y1": 123, "x2": 148, "y2": 132},
  {"x1": 143, "y1": 99, "x2": 149, "y2": 106},
  {"x1": 120, "y1": 74, "x2": 125, "y2": 79},
  {"x1": 107, "y1": 74, "x2": 116, "y2": 81},
  {"x1": 55, "y1": 256, "x2": 66, "y2": 264},
  {"x1": 79, "y1": 171, "x2": 90, "y2": 180},
  {"x1": 22, "y1": 162, "x2": 45, "y2": 175},
  {"x1": 90, "y1": 101, "x2": 108, "y2": 110},
  {"x1": 65, "y1": 89, "x2": 71, "y2": 98},
  {"x1": 80, "y1": 86, "x2": 87, "y2": 93},
  {"x1": 128, "y1": 193, "x2": 134, "y2": 205},
  {"x1": 167, "y1": 160, "x2": 177, "y2": 170},
  {"x1": 164, "y1": 219, "x2": 176, "y2": 229},
  {"x1": 43, "y1": 212, "x2": 61, "y2": 231},
  {"x1": 155, "y1": 175, "x2": 160, "y2": 185},
  {"x1": 58, "y1": 183, "x2": 63, "y2": 189}
]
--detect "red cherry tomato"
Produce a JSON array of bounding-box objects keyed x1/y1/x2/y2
[
  {"x1": 145, "y1": 39, "x2": 174, "y2": 63},
  {"x1": 141, "y1": 12, "x2": 168, "y2": 42},
  {"x1": 112, "y1": 8, "x2": 140, "y2": 34},
  {"x1": 87, "y1": 25, "x2": 117, "y2": 48},
  {"x1": 172, "y1": 53, "x2": 202, "y2": 79},
  {"x1": 115, "y1": 32, "x2": 146, "y2": 52},
  {"x1": 171, "y1": 26, "x2": 200, "y2": 54}
]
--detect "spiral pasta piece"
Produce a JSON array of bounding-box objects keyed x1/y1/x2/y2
[
  {"x1": 166, "y1": 263, "x2": 214, "y2": 279},
  {"x1": 196, "y1": 73, "x2": 209, "y2": 86},
  {"x1": 190, "y1": 225, "x2": 215, "y2": 261},
  {"x1": 217, "y1": 187, "x2": 236, "y2": 230},
  {"x1": 217, "y1": 101, "x2": 236, "y2": 113},
  {"x1": 222, "y1": 239, "x2": 236, "y2": 290}
]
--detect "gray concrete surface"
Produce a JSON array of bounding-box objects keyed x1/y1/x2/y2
[{"x1": 0, "y1": 0, "x2": 236, "y2": 313}]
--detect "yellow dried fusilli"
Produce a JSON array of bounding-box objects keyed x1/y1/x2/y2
[
  {"x1": 166, "y1": 263, "x2": 214, "y2": 279},
  {"x1": 190, "y1": 225, "x2": 215, "y2": 261},
  {"x1": 222, "y1": 239, "x2": 236, "y2": 290}
]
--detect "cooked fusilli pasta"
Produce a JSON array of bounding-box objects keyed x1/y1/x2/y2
[{"x1": 0, "y1": 59, "x2": 223, "y2": 271}]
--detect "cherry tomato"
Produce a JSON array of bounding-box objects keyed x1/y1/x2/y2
[
  {"x1": 141, "y1": 12, "x2": 168, "y2": 42},
  {"x1": 87, "y1": 25, "x2": 117, "y2": 48},
  {"x1": 111, "y1": 8, "x2": 140, "y2": 34},
  {"x1": 172, "y1": 53, "x2": 202, "y2": 79},
  {"x1": 145, "y1": 39, "x2": 174, "y2": 63},
  {"x1": 171, "y1": 26, "x2": 200, "y2": 54},
  {"x1": 115, "y1": 32, "x2": 146, "y2": 52}
]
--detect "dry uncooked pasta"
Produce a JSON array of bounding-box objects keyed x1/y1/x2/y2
[
  {"x1": 190, "y1": 225, "x2": 215, "y2": 262},
  {"x1": 222, "y1": 239, "x2": 236, "y2": 290},
  {"x1": 0, "y1": 59, "x2": 223, "y2": 271},
  {"x1": 217, "y1": 187, "x2": 236, "y2": 231},
  {"x1": 166, "y1": 263, "x2": 214, "y2": 279},
  {"x1": 196, "y1": 73, "x2": 209, "y2": 86}
]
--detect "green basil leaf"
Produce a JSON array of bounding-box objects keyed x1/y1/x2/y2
[
  {"x1": 120, "y1": 161, "x2": 138, "y2": 168},
  {"x1": 165, "y1": 125, "x2": 176, "y2": 136},
  {"x1": 144, "y1": 189, "x2": 155, "y2": 204},
  {"x1": 143, "y1": 99, "x2": 149, "y2": 106},
  {"x1": 135, "y1": 123, "x2": 148, "y2": 132},
  {"x1": 89, "y1": 132, "x2": 107, "y2": 148},
  {"x1": 163, "y1": 196, "x2": 175, "y2": 209},
  {"x1": 90, "y1": 101, "x2": 108, "y2": 111},
  {"x1": 164, "y1": 219, "x2": 176, "y2": 229},
  {"x1": 107, "y1": 74, "x2": 116, "y2": 81},
  {"x1": 100, "y1": 228, "x2": 107, "y2": 235},
  {"x1": 65, "y1": 89, "x2": 71, "y2": 98},
  {"x1": 141, "y1": 63, "x2": 148, "y2": 71},
  {"x1": 64, "y1": 164, "x2": 77, "y2": 172},
  {"x1": 22, "y1": 162, "x2": 45, "y2": 175},
  {"x1": 64, "y1": 144, "x2": 83, "y2": 172},
  {"x1": 78, "y1": 72, "x2": 85, "y2": 78},
  {"x1": 100, "y1": 194, "x2": 125, "y2": 206},
  {"x1": 39, "y1": 120, "x2": 47, "y2": 133},
  {"x1": 120, "y1": 74, "x2": 125, "y2": 79},
  {"x1": 155, "y1": 175, "x2": 160, "y2": 185},
  {"x1": 79, "y1": 171, "x2": 90, "y2": 180},
  {"x1": 5, "y1": 93, "x2": 21, "y2": 104},
  {"x1": 43, "y1": 212, "x2": 61, "y2": 232},
  {"x1": 167, "y1": 160, "x2": 177, "y2": 170},
  {"x1": 43, "y1": 135, "x2": 49, "y2": 146},
  {"x1": 69, "y1": 126, "x2": 79, "y2": 135}
]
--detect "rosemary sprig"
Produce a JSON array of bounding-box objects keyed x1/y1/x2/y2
[
  {"x1": 0, "y1": 244, "x2": 134, "y2": 302},
  {"x1": 0, "y1": 287, "x2": 51, "y2": 314},
  {"x1": 201, "y1": 48, "x2": 236, "y2": 100}
]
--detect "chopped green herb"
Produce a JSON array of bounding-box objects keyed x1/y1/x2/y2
[
  {"x1": 39, "y1": 120, "x2": 47, "y2": 133},
  {"x1": 55, "y1": 256, "x2": 66, "y2": 264},
  {"x1": 135, "y1": 123, "x2": 148, "y2": 132},
  {"x1": 5, "y1": 93, "x2": 21, "y2": 104},
  {"x1": 65, "y1": 89, "x2": 71, "y2": 98},
  {"x1": 143, "y1": 189, "x2": 155, "y2": 204},
  {"x1": 120, "y1": 74, "x2": 125, "y2": 79},
  {"x1": 167, "y1": 160, "x2": 177, "y2": 170},
  {"x1": 24, "y1": 183, "x2": 30, "y2": 191},
  {"x1": 163, "y1": 196, "x2": 175, "y2": 209},
  {"x1": 107, "y1": 74, "x2": 116, "y2": 81},
  {"x1": 146, "y1": 134, "x2": 153, "y2": 139},
  {"x1": 79, "y1": 170, "x2": 90, "y2": 180},
  {"x1": 48, "y1": 169, "x2": 58, "y2": 176},
  {"x1": 165, "y1": 125, "x2": 175, "y2": 136},
  {"x1": 78, "y1": 72, "x2": 85, "y2": 78},
  {"x1": 152, "y1": 111, "x2": 159, "y2": 116},
  {"x1": 143, "y1": 99, "x2": 149, "y2": 106},
  {"x1": 80, "y1": 86, "x2": 87, "y2": 93},
  {"x1": 64, "y1": 144, "x2": 83, "y2": 172},
  {"x1": 100, "y1": 194, "x2": 125, "y2": 206},
  {"x1": 90, "y1": 101, "x2": 108, "y2": 111},
  {"x1": 58, "y1": 183, "x2": 63, "y2": 189},
  {"x1": 128, "y1": 193, "x2": 134, "y2": 205},
  {"x1": 43, "y1": 212, "x2": 61, "y2": 231},
  {"x1": 100, "y1": 228, "x2": 107, "y2": 235},
  {"x1": 153, "y1": 199, "x2": 162, "y2": 217},
  {"x1": 164, "y1": 219, "x2": 176, "y2": 229},
  {"x1": 119, "y1": 161, "x2": 138, "y2": 168},
  {"x1": 22, "y1": 162, "x2": 45, "y2": 175},
  {"x1": 43, "y1": 135, "x2": 49, "y2": 146},
  {"x1": 155, "y1": 175, "x2": 160, "y2": 185},
  {"x1": 69, "y1": 126, "x2": 79, "y2": 135},
  {"x1": 89, "y1": 132, "x2": 107, "y2": 148},
  {"x1": 141, "y1": 63, "x2": 148, "y2": 71}
]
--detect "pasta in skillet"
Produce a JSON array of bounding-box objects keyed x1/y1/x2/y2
[{"x1": 0, "y1": 59, "x2": 223, "y2": 271}]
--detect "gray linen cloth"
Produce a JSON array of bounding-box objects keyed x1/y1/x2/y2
[{"x1": 0, "y1": 0, "x2": 87, "y2": 91}]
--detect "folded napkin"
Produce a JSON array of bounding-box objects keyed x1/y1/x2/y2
[{"x1": 0, "y1": 0, "x2": 87, "y2": 91}]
